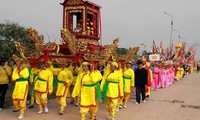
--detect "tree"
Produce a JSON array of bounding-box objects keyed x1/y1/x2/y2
[
  {"x1": 0, "y1": 21, "x2": 35, "y2": 63},
  {"x1": 116, "y1": 48, "x2": 128, "y2": 54}
]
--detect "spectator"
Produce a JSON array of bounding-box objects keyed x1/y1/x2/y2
[
  {"x1": 135, "y1": 60, "x2": 148, "y2": 104},
  {"x1": 0, "y1": 60, "x2": 12, "y2": 111}
]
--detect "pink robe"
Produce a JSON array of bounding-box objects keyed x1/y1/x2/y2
[
  {"x1": 165, "y1": 69, "x2": 170, "y2": 87},
  {"x1": 169, "y1": 68, "x2": 175, "y2": 84},
  {"x1": 160, "y1": 69, "x2": 165, "y2": 88},
  {"x1": 151, "y1": 67, "x2": 160, "y2": 89}
]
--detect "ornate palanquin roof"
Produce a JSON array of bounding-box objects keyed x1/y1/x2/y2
[{"x1": 61, "y1": 0, "x2": 101, "y2": 8}]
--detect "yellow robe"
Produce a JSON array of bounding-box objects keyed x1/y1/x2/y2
[
  {"x1": 0, "y1": 66, "x2": 12, "y2": 84},
  {"x1": 123, "y1": 68, "x2": 135, "y2": 93},
  {"x1": 72, "y1": 70, "x2": 102, "y2": 107},
  {"x1": 29, "y1": 68, "x2": 40, "y2": 84},
  {"x1": 12, "y1": 67, "x2": 29, "y2": 100},
  {"x1": 104, "y1": 64, "x2": 111, "y2": 77},
  {"x1": 72, "y1": 66, "x2": 80, "y2": 85},
  {"x1": 56, "y1": 68, "x2": 73, "y2": 97},
  {"x1": 176, "y1": 67, "x2": 184, "y2": 79},
  {"x1": 34, "y1": 68, "x2": 53, "y2": 94},
  {"x1": 101, "y1": 70, "x2": 124, "y2": 98}
]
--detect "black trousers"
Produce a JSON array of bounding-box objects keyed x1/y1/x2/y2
[
  {"x1": 135, "y1": 85, "x2": 145, "y2": 103},
  {"x1": 0, "y1": 84, "x2": 8, "y2": 108}
]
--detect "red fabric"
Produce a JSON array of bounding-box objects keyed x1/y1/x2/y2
[
  {"x1": 75, "y1": 50, "x2": 82, "y2": 64},
  {"x1": 29, "y1": 57, "x2": 36, "y2": 68},
  {"x1": 92, "y1": 61, "x2": 98, "y2": 70},
  {"x1": 43, "y1": 49, "x2": 50, "y2": 62},
  {"x1": 119, "y1": 59, "x2": 125, "y2": 69},
  {"x1": 99, "y1": 45, "x2": 103, "y2": 51},
  {"x1": 90, "y1": 44, "x2": 95, "y2": 54},
  {"x1": 145, "y1": 85, "x2": 149, "y2": 92},
  {"x1": 144, "y1": 66, "x2": 151, "y2": 86}
]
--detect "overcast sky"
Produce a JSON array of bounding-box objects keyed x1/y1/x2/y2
[{"x1": 0, "y1": 0, "x2": 200, "y2": 59}]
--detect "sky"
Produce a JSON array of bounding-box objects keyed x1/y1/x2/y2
[{"x1": 0, "y1": 0, "x2": 200, "y2": 60}]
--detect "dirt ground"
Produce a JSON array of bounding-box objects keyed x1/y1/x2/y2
[{"x1": 1, "y1": 72, "x2": 200, "y2": 120}]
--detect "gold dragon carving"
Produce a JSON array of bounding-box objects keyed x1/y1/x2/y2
[
  {"x1": 61, "y1": 28, "x2": 76, "y2": 54},
  {"x1": 61, "y1": 28, "x2": 100, "y2": 55},
  {"x1": 27, "y1": 27, "x2": 44, "y2": 54},
  {"x1": 117, "y1": 46, "x2": 140, "y2": 62},
  {"x1": 102, "y1": 38, "x2": 119, "y2": 60},
  {"x1": 82, "y1": 38, "x2": 119, "y2": 63},
  {"x1": 12, "y1": 54, "x2": 24, "y2": 67},
  {"x1": 14, "y1": 41, "x2": 28, "y2": 60},
  {"x1": 27, "y1": 27, "x2": 60, "y2": 57}
]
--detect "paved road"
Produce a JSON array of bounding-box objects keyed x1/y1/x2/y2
[{"x1": 1, "y1": 72, "x2": 200, "y2": 120}]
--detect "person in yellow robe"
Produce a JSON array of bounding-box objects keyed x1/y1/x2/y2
[
  {"x1": 122, "y1": 61, "x2": 135, "y2": 108},
  {"x1": 116, "y1": 62, "x2": 123, "y2": 111},
  {"x1": 69, "y1": 62, "x2": 80, "y2": 106},
  {"x1": 101, "y1": 62, "x2": 124, "y2": 120},
  {"x1": 175, "y1": 65, "x2": 184, "y2": 80},
  {"x1": 34, "y1": 62, "x2": 53, "y2": 114},
  {"x1": 51, "y1": 63, "x2": 73, "y2": 115},
  {"x1": 28, "y1": 65, "x2": 40, "y2": 109},
  {"x1": 12, "y1": 61, "x2": 30, "y2": 119},
  {"x1": 0, "y1": 60, "x2": 12, "y2": 110},
  {"x1": 72, "y1": 62, "x2": 102, "y2": 120}
]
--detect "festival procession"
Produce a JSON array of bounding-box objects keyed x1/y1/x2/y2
[{"x1": 0, "y1": 0, "x2": 200, "y2": 120}]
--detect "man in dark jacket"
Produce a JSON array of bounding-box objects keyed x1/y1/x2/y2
[{"x1": 135, "y1": 60, "x2": 148, "y2": 104}]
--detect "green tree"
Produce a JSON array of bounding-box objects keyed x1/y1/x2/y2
[
  {"x1": 0, "y1": 21, "x2": 34, "y2": 63},
  {"x1": 116, "y1": 48, "x2": 128, "y2": 54}
]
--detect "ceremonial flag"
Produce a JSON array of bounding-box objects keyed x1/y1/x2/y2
[
  {"x1": 152, "y1": 40, "x2": 157, "y2": 53},
  {"x1": 160, "y1": 41, "x2": 163, "y2": 54}
]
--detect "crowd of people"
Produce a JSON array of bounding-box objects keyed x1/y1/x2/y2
[{"x1": 0, "y1": 58, "x2": 198, "y2": 120}]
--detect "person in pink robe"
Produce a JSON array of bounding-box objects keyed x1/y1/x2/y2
[
  {"x1": 165, "y1": 68, "x2": 170, "y2": 87},
  {"x1": 160, "y1": 66, "x2": 166, "y2": 88},
  {"x1": 169, "y1": 65, "x2": 175, "y2": 85},
  {"x1": 151, "y1": 63, "x2": 160, "y2": 90}
]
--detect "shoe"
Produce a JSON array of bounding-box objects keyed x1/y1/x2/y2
[
  {"x1": 142, "y1": 100, "x2": 146, "y2": 103},
  {"x1": 90, "y1": 116, "x2": 97, "y2": 120},
  {"x1": 59, "y1": 110, "x2": 64, "y2": 115},
  {"x1": 119, "y1": 105, "x2": 123, "y2": 109},
  {"x1": 146, "y1": 95, "x2": 149, "y2": 98},
  {"x1": 37, "y1": 110, "x2": 43, "y2": 114},
  {"x1": 106, "y1": 116, "x2": 112, "y2": 120},
  {"x1": 135, "y1": 102, "x2": 139, "y2": 105},
  {"x1": 28, "y1": 105, "x2": 34, "y2": 109},
  {"x1": 0, "y1": 108, "x2": 2, "y2": 111},
  {"x1": 75, "y1": 103, "x2": 79, "y2": 106},
  {"x1": 111, "y1": 117, "x2": 115, "y2": 120},
  {"x1": 18, "y1": 115, "x2": 24, "y2": 119},
  {"x1": 13, "y1": 109, "x2": 19, "y2": 112},
  {"x1": 123, "y1": 105, "x2": 127, "y2": 108},
  {"x1": 44, "y1": 107, "x2": 48, "y2": 113},
  {"x1": 116, "y1": 108, "x2": 119, "y2": 112}
]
